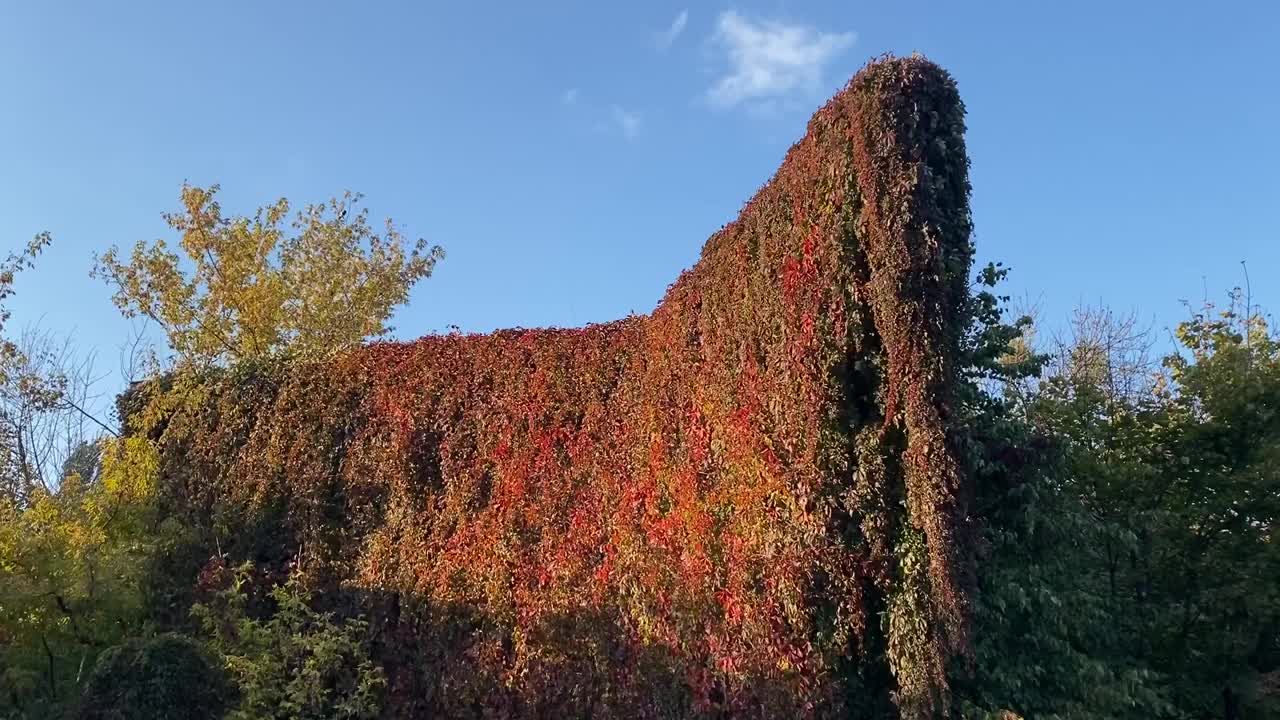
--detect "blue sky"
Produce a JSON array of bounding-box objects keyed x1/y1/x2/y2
[{"x1": 2, "y1": 2, "x2": 1278, "y2": 404}]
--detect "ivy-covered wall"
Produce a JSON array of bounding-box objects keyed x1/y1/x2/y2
[{"x1": 133, "y1": 55, "x2": 976, "y2": 719}]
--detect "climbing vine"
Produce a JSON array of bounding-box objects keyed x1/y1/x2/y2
[{"x1": 130, "y1": 55, "x2": 975, "y2": 718}]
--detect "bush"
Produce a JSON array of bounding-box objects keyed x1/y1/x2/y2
[
  {"x1": 78, "y1": 633, "x2": 229, "y2": 720},
  {"x1": 192, "y1": 563, "x2": 385, "y2": 720}
]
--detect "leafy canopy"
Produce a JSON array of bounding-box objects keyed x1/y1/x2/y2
[
  {"x1": 0, "y1": 437, "x2": 159, "y2": 716},
  {"x1": 0, "y1": 233, "x2": 50, "y2": 373},
  {"x1": 93, "y1": 185, "x2": 443, "y2": 365}
]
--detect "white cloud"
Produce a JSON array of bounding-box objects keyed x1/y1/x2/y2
[
  {"x1": 706, "y1": 10, "x2": 855, "y2": 109},
  {"x1": 562, "y1": 91, "x2": 640, "y2": 142},
  {"x1": 611, "y1": 106, "x2": 642, "y2": 140},
  {"x1": 656, "y1": 10, "x2": 689, "y2": 51}
]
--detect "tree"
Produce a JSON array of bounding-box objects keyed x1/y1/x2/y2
[
  {"x1": 92, "y1": 185, "x2": 443, "y2": 366},
  {"x1": 0, "y1": 235, "x2": 52, "y2": 503},
  {"x1": 1005, "y1": 290, "x2": 1280, "y2": 719},
  {"x1": 1147, "y1": 293, "x2": 1280, "y2": 717},
  {"x1": 0, "y1": 235, "x2": 49, "y2": 364},
  {"x1": 950, "y1": 266, "x2": 1174, "y2": 719},
  {"x1": 0, "y1": 436, "x2": 159, "y2": 717},
  {"x1": 0, "y1": 327, "x2": 108, "y2": 502}
]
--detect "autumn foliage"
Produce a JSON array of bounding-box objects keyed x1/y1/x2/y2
[{"x1": 133, "y1": 56, "x2": 976, "y2": 718}]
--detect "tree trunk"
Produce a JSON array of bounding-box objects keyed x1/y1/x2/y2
[{"x1": 1223, "y1": 686, "x2": 1240, "y2": 720}]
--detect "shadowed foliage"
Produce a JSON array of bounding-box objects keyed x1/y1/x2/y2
[{"x1": 78, "y1": 633, "x2": 230, "y2": 720}]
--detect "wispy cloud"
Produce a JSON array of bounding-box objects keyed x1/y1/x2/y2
[
  {"x1": 705, "y1": 10, "x2": 855, "y2": 109},
  {"x1": 656, "y1": 10, "x2": 689, "y2": 51},
  {"x1": 611, "y1": 106, "x2": 642, "y2": 140},
  {"x1": 560, "y1": 91, "x2": 640, "y2": 142}
]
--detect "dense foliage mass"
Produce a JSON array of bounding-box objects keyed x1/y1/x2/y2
[
  {"x1": 78, "y1": 634, "x2": 229, "y2": 720},
  {"x1": 2, "y1": 53, "x2": 1275, "y2": 720},
  {"x1": 125, "y1": 55, "x2": 976, "y2": 718}
]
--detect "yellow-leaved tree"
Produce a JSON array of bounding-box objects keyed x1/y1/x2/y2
[{"x1": 92, "y1": 184, "x2": 443, "y2": 366}]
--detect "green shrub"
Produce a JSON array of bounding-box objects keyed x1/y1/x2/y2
[
  {"x1": 78, "y1": 633, "x2": 229, "y2": 720},
  {"x1": 193, "y1": 563, "x2": 385, "y2": 720}
]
